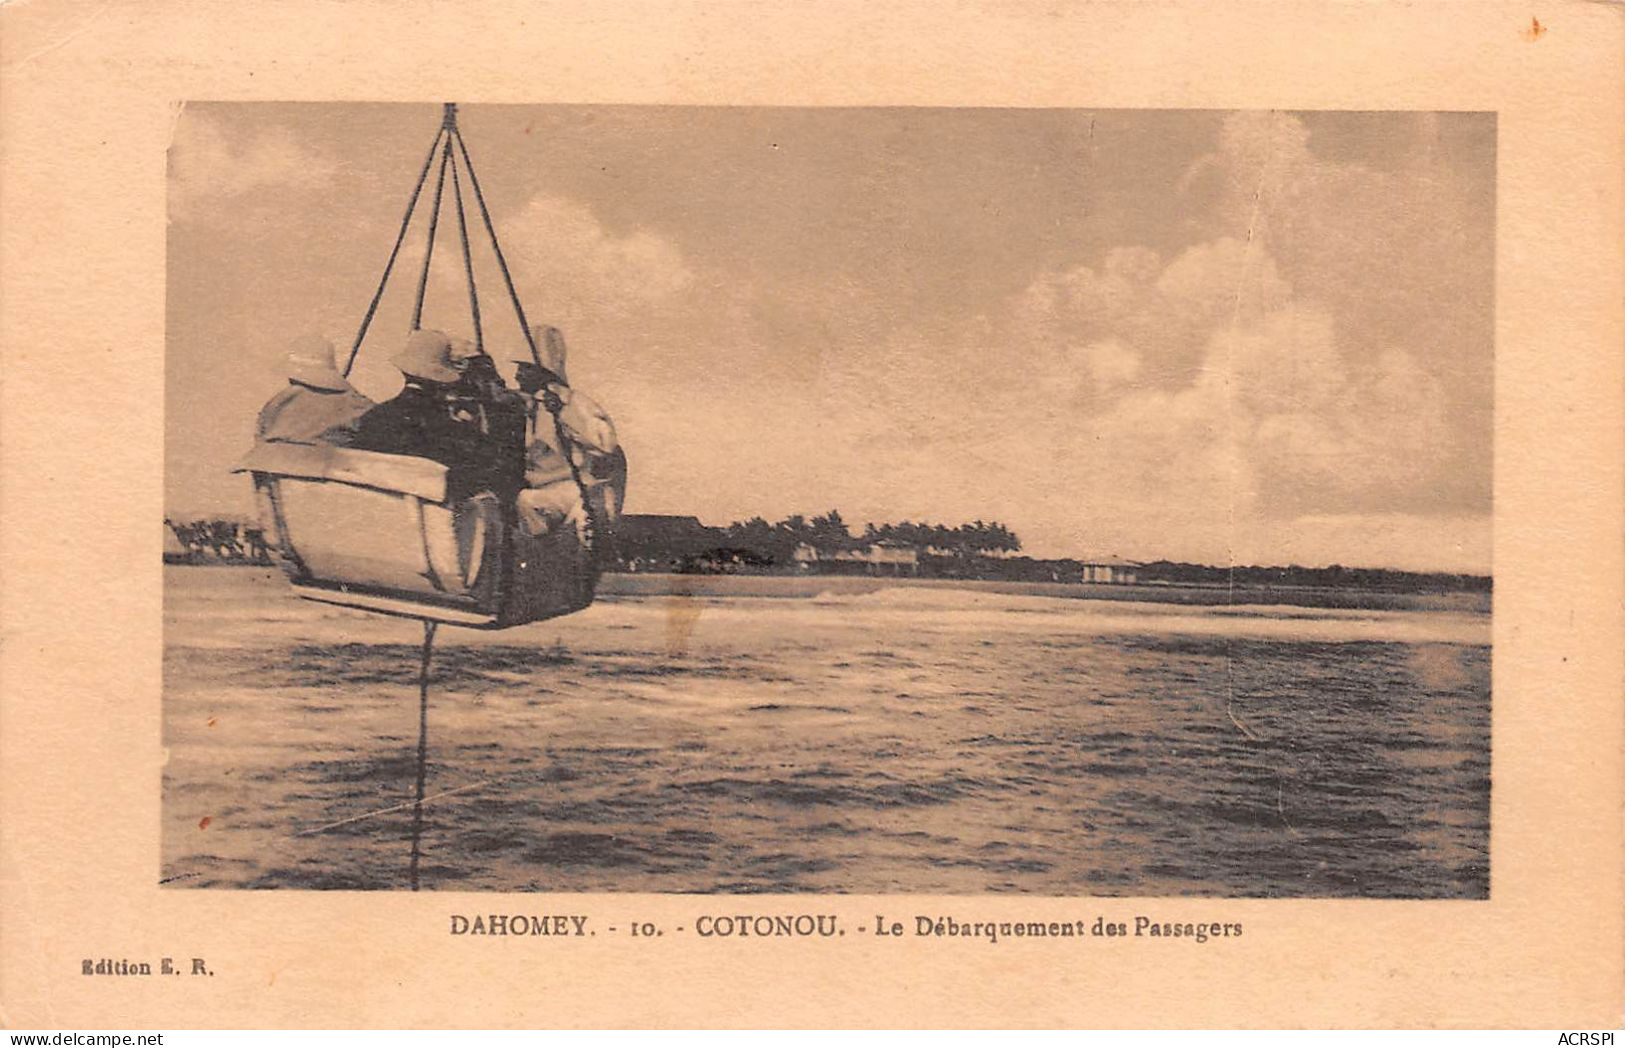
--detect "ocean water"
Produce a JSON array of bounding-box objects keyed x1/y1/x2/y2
[{"x1": 162, "y1": 567, "x2": 1491, "y2": 896}]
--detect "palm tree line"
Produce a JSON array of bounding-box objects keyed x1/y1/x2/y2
[{"x1": 718, "y1": 510, "x2": 1021, "y2": 561}]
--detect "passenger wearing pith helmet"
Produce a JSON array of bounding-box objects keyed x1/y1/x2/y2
[
  {"x1": 511, "y1": 325, "x2": 624, "y2": 539},
  {"x1": 254, "y1": 333, "x2": 375, "y2": 446},
  {"x1": 450, "y1": 335, "x2": 511, "y2": 405},
  {"x1": 513, "y1": 325, "x2": 616, "y2": 458},
  {"x1": 392, "y1": 327, "x2": 463, "y2": 383},
  {"x1": 351, "y1": 328, "x2": 507, "y2": 497}
]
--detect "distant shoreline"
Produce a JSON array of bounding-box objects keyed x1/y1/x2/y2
[
  {"x1": 165, "y1": 564, "x2": 1489, "y2": 614},
  {"x1": 597, "y1": 572, "x2": 1490, "y2": 614}
]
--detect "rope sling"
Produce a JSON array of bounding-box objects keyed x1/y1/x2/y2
[
  {"x1": 342, "y1": 102, "x2": 598, "y2": 556},
  {"x1": 328, "y1": 103, "x2": 602, "y2": 888}
]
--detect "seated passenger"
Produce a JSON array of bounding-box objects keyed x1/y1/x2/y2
[
  {"x1": 448, "y1": 336, "x2": 528, "y2": 494},
  {"x1": 255, "y1": 335, "x2": 375, "y2": 446},
  {"x1": 511, "y1": 325, "x2": 623, "y2": 540},
  {"x1": 449, "y1": 337, "x2": 510, "y2": 402},
  {"x1": 350, "y1": 328, "x2": 511, "y2": 500}
]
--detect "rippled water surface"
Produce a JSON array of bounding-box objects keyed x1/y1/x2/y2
[{"x1": 162, "y1": 568, "x2": 1490, "y2": 896}]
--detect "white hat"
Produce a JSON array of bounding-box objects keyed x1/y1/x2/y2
[
  {"x1": 516, "y1": 324, "x2": 569, "y2": 383},
  {"x1": 391, "y1": 328, "x2": 461, "y2": 383},
  {"x1": 286, "y1": 334, "x2": 350, "y2": 392}
]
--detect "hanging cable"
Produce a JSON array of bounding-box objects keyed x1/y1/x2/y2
[
  {"x1": 411, "y1": 137, "x2": 454, "y2": 331},
  {"x1": 343, "y1": 127, "x2": 445, "y2": 376},
  {"x1": 449, "y1": 149, "x2": 484, "y2": 355},
  {"x1": 451, "y1": 123, "x2": 599, "y2": 552},
  {"x1": 339, "y1": 103, "x2": 599, "y2": 555},
  {"x1": 407, "y1": 619, "x2": 438, "y2": 891},
  {"x1": 450, "y1": 127, "x2": 541, "y2": 367}
]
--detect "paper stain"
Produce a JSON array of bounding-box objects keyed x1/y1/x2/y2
[
  {"x1": 197, "y1": 816, "x2": 212, "y2": 830},
  {"x1": 663, "y1": 594, "x2": 703, "y2": 656},
  {"x1": 1407, "y1": 644, "x2": 1471, "y2": 691},
  {"x1": 1523, "y1": 16, "x2": 1545, "y2": 40}
]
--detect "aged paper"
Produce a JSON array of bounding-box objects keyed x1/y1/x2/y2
[{"x1": 2, "y1": 0, "x2": 1622, "y2": 1029}]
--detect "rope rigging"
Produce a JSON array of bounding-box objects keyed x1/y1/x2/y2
[
  {"x1": 407, "y1": 620, "x2": 437, "y2": 891},
  {"x1": 449, "y1": 150, "x2": 483, "y2": 354},
  {"x1": 449, "y1": 124, "x2": 543, "y2": 370},
  {"x1": 346, "y1": 102, "x2": 546, "y2": 373},
  {"x1": 449, "y1": 105, "x2": 599, "y2": 551},
  {"x1": 341, "y1": 103, "x2": 595, "y2": 542},
  {"x1": 411, "y1": 135, "x2": 453, "y2": 332},
  {"x1": 323, "y1": 103, "x2": 612, "y2": 887},
  {"x1": 343, "y1": 126, "x2": 446, "y2": 376}
]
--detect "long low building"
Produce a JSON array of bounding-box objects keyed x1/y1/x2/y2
[
  {"x1": 792, "y1": 541, "x2": 919, "y2": 575},
  {"x1": 1077, "y1": 556, "x2": 1140, "y2": 584},
  {"x1": 613, "y1": 514, "x2": 724, "y2": 569}
]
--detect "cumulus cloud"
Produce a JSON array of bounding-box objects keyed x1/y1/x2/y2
[
  {"x1": 1011, "y1": 238, "x2": 1294, "y2": 399},
  {"x1": 167, "y1": 107, "x2": 1489, "y2": 572},
  {"x1": 381, "y1": 190, "x2": 700, "y2": 383},
  {"x1": 960, "y1": 111, "x2": 1488, "y2": 569},
  {"x1": 581, "y1": 131, "x2": 1481, "y2": 570},
  {"x1": 502, "y1": 195, "x2": 694, "y2": 314},
  {"x1": 981, "y1": 224, "x2": 1472, "y2": 566},
  {"x1": 1191, "y1": 112, "x2": 1494, "y2": 437},
  {"x1": 423, "y1": 112, "x2": 1485, "y2": 570},
  {"x1": 169, "y1": 113, "x2": 337, "y2": 222}
]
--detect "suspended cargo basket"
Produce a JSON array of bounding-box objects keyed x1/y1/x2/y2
[
  {"x1": 237, "y1": 103, "x2": 621, "y2": 629},
  {"x1": 236, "y1": 443, "x2": 598, "y2": 629}
]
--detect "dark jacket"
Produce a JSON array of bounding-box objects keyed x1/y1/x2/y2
[
  {"x1": 351, "y1": 381, "x2": 519, "y2": 500},
  {"x1": 453, "y1": 359, "x2": 530, "y2": 484}
]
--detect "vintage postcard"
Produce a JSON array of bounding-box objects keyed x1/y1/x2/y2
[{"x1": 2, "y1": 0, "x2": 1621, "y2": 1030}]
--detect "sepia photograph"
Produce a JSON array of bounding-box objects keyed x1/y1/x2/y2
[
  {"x1": 161, "y1": 101, "x2": 1494, "y2": 897},
  {"x1": 8, "y1": 0, "x2": 1625, "y2": 1031}
]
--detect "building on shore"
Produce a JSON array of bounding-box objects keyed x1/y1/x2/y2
[
  {"x1": 1077, "y1": 556, "x2": 1140, "y2": 584},
  {"x1": 613, "y1": 514, "x2": 724, "y2": 571},
  {"x1": 792, "y1": 540, "x2": 920, "y2": 576},
  {"x1": 163, "y1": 514, "x2": 272, "y2": 565}
]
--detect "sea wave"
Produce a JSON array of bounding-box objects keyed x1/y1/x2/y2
[
  {"x1": 793, "y1": 585, "x2": 1488, "y2": 646},
  {"x1": 162, "y1": 566, "x2": 1491, "y2": 896}
]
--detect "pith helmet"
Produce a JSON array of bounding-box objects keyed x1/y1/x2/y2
[
  {"x1": 515, "y1": 324, "x2": 569, "y2": 383},
  {"x1": 392, "y1": 328, "x2": 460, "y2": 383},
  {"x1": 285, "y1": 334, "x2": 350, "y2": 392}
]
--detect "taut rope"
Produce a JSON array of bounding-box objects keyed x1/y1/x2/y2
[{"x1": 407, "y1": 619, "x2": 438, "y2": 890}]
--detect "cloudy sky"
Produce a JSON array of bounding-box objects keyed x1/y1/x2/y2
[{"x1": 167, "y1": 104, "x2": 1493, "y2": 572}]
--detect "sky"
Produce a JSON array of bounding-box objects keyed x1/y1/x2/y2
[{"x1": 166, "y1": 104, "x2": 1494, "y2": 572}]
